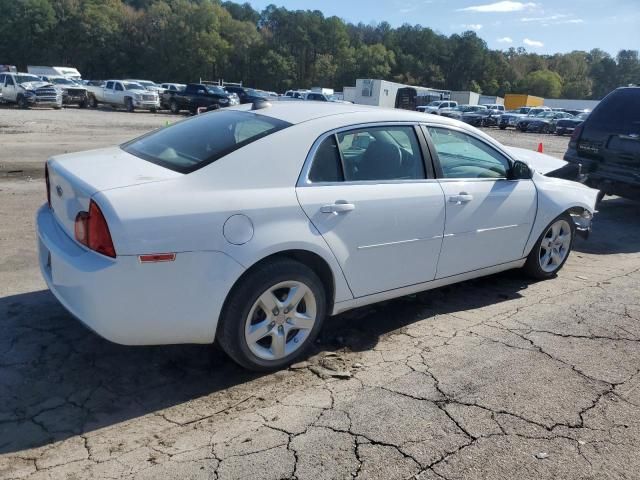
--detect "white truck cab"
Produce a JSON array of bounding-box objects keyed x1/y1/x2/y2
[
  {"x1": 482, "y1": 103, "x2": 505, "y2": 112},
  {"x1": 418, "y1": 100, "x2": 458, "y2": 114},
  {"x1": 0, "y1": 72, "x2": 62, "y2": 108},
  {"x1": 86, "y1": 80, "x2": 159, "y2": 112}
]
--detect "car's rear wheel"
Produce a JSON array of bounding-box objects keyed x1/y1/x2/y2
[
  {"x1": 170, "y1": 100, "x2": 179, "y2": 114},
  {"x1": 217, "y1": 259, "x2": 326, "y2": 371},
  {"x1": 524, "y1": 213, "x2": 574, "y2": 279},
  {"x1": 499, "y1": 125, "x2": 506, "y2": 130}
]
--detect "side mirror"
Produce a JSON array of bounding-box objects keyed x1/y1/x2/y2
[{"x1": 510, "y1": 161, "x2": 532, "y2": 180}]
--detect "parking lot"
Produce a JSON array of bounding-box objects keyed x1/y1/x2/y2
[{"x1": 1, "y1": 108, "x2": 640, "y2": 480}]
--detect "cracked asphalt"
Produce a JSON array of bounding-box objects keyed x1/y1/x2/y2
[{"x1": 2, "y1": 109, "x2": 640, "y2": 479}]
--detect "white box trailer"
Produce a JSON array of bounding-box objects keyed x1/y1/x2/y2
[
  {"x1": 343, "y1": 86, "x2": 356, "y2": 103},
  {"x1": 311, "y1": 87, "x2": 334, "y2": 95},
  {"x1": 479, "y1": 95, "x2": 504, "y2": 105},
  {"x1": 27, "y1": 66, "x2": 82, "y2": 81},
  {"x1": 350, "y1": 79, "x2": 449, "y2": 109},
  {"x1": 543, "y1": 98, "x2": 599, "y2": 111},
  {"x1": 451, "y1": 91, "x2": 480, "y2": 105}
]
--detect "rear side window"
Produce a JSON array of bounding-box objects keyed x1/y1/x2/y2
[
  {"x1": 339, "y1": 126, "x2": 424, "y2": 181},
  {"x1": 588, "y1": 88, "x2": 640, "y2": 132},
  {"x1": 309, "y1": 136, "x2": 343, "y2": 183},
  {"x1": 122, "y1": 110, "x2": 291, "y2": 173}
]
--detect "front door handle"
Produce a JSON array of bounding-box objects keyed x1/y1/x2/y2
[
  {"x1": 321, "y1": 201, "x2": 355, "y2": 214},
  {"x1": 449, "y1": 193, "x2": 473, "y2": 204}
]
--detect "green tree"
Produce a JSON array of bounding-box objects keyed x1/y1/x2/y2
[{"x1": 522, "y1": 70, "x2": 563, "y2": 98}]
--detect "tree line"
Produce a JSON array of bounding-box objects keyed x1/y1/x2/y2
[{"x1": 1, "y1": 0, "x2": 638, "y2": 99}]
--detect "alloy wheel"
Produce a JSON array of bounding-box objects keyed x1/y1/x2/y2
[
  {"x1": 244, "y1": 281, "x2": 317, "y2": 361},
  {"x1": 539, "y1": 219, "x2": 572, "y2": 273}
]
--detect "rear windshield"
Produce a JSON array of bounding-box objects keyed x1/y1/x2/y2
[
  {"x1": 122, "y1": 110, "x2": 291, "y2": 173},
  {"x1": 587, "y1": 88, "x2": 640, "y2": 132}
]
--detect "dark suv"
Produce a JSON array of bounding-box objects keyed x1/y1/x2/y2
[{"x1": 564, "y1": 87, "x2": 640, "y2": 201}]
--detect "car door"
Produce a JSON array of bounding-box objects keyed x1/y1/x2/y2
[
  {"x1": 3, "y1": 75, "x2": 16, "y2": 101},
  {"x1": 0, "y1": 74, "x2": 4, "y2": 100},
  {"x1": 296, "y1": 124, "x2": 446, "y2": 298},
  {"x1": 424, "y1": 125, "x2": 537, "y2": 278},
  {"x1": 103, "y1": 81, "x2": 115, "y2": 103}
]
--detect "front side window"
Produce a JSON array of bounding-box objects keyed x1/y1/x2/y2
[
  {"x1": 341, "y1": 126, "x2": 425, "y2": 181},
  {"x1": 122, "y1": 110, "x2": 291, "y2": 174},
  {"x1": 106, "y1": 81, "x2": 114, "y2": 89},
  {"x1": 115, "y1": 83, "x2": 123, "y2": 91},
  {"x1": 427, "y1": 127, "x2": 511, "y2": 179}
]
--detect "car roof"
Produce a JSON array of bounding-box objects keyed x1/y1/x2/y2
[{"x1": 229, "y1": 101, "x2": 470, "y2": 128}]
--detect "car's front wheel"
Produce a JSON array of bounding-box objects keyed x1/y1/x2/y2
[
  {"x1": 524, "y1": 213, "x2": 575, "y2": 279},
  {"x1": 217, "y1": 259, "x2": 326, "y2": 371},
  {"x1": 17, "y1": 95, "x2": 29, "y2": 109}
]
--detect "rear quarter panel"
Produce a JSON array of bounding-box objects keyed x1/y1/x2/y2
[{"x1": 97, "y1": 120, "x2": 357, "y2": 304}]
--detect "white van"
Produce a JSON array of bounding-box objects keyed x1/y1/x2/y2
[{"x1": 27, "y1": 66, "x2": 82, "y2": 81}]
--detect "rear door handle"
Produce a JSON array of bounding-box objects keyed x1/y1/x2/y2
[
  {"x1": 321, "y1": 201, "x2": 355, "y2": 214},
  {"x1": 449, "y1": 193, "x2": 473, "y2": 204}
]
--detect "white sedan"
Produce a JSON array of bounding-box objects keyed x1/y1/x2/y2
[{"x1": 37, "y1": 102, "x2": 598, "y2": 370}]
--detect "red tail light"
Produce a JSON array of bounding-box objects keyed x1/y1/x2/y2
[
  {"x1": 45, "y1": 164, "x2": 51, "y2": 208},
  {"x1": 569, "y1": 124, "x2": 583, "y2": 149},
  {"x1": 74, "y1": 200, "x2": 116, "y2": 258}
]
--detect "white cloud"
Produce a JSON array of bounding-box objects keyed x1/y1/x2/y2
[
  {"x1": 520, "y1": 14, "x2": 569, "y2": 22},
  {"x1": 497, "y1": 36, "x2": 513, "y2": 43},
  {"x1": 520, "y1": 14, "x2": 584, "y2": 25},
  {"x1": 523, "y1": 38, "x2": 544, "y2": 47},
  {"x1": 459, "y1": 1, "x2": 536, "y2": 13},
  {"x1": 462, "y1": 24, "x2": 484, "y2": 30}
]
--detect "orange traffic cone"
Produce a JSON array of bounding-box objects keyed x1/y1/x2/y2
[{"x1": 537, "y1": 142, "x2": 544, "y2": 153}]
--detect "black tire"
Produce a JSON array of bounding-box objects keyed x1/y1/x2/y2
[
  {"x1": 150, "y1": 108, "x2": 157, "y2": 113},
  {"x1": 125, "y1": 97, "x2": 134, "y2": 112},
  {"x1": 217, "y1": 258, "x2": 327, "y2": 371},
  {"x1": 78, "y1": 99, "x2": 87, "y2": 109},
  {"x1": 499, "y1": 126, "x2": 507, "y2": 130},
  {"x1": 17, "y1": 95, "x2": 29, "y2": 109},
  {"x1": 170, "y1": 100, "x2": 179, "y2": 114},
  {"x1": 89, "y1": 95, "x2": 98, "y2": 108},
  {"x1": 523, "y1": 212, "x2": 575, "y2": 280}
]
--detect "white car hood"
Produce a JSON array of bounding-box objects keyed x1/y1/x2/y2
[
  {"x1": 19, "y1": 81, "x2": 52, "y2": 90},
  {"x1": 504, "y1": 146, "x2": 567, "y2": 175}
]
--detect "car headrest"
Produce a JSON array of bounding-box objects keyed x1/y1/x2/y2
[{"x1": 357, "y1": 142, "x2": 403, "y2": 180}]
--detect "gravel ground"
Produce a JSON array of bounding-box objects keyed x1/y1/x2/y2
[{"x1": 1, "y1": 108, "x2": 639, "y2": 480}]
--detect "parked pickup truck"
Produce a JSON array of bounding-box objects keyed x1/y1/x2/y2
[
  {"x1": 86, "y1": 80, "x2": 159, "y2": 112},
  {"x1": 0, "y1": 72, "x2": 62, "y2": 108},
  {"x1": 163, "y1": 83, "x2": 236, "y2": 114},
  {"x1": 39, "y1": 75, "x2": 88, "y2": 108}
]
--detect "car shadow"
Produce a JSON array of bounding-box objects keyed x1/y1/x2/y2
[
  {"x1": 0, "y1": 270, "x2": 527, "y2": 455},
  {"x1": 1, "y1": 197, "x2": 634, "y2": 454},
  {"x1": 573, "y1": 196, "x2": 640, "y2": 254}
]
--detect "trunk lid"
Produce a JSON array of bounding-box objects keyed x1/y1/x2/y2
[{"x1": 47, "y1": 146, "x2": 181, "y2": 239}]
